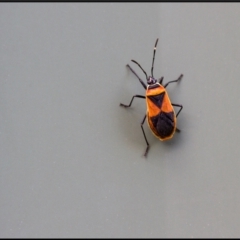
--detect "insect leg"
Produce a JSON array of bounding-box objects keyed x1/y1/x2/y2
[
  {"x1": 172, "y1": 103, "x2": 183, "y2": 117},
  {"x1": 120, "y1": 95, "x2": 145, "y2": 108},
  {"x1": 126, "y1": 64, "x2": 147, "y2": 90},
  {"x1": 172, "y1": 103, "x2": 183, "y2": 133},
  {"x1": 141, "y1": 114, "x2": 150, "y2": 157},
  {"x1": 164, "y1": 74, "x2": 183, "y2": 88},
  {"x1": 159, "y1": 77, "x2": 164, "y2": 84}
]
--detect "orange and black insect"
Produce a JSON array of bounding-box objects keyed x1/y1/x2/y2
[{"x1": 120, "y1": 38, "x2": 183, "y2": 157}]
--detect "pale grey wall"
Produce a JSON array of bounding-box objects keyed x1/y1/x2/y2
[{"x1": 1, "y1": 3, "x2": 240, "y2": 238}]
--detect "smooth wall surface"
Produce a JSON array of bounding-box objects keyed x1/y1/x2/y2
[{"x1": 1, "y1": 3, "x2": 240, "y2": 238}]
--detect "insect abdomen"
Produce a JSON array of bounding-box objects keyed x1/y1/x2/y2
[{"x1": 150, "y1": 111, "x2": 175, "y2": 139}]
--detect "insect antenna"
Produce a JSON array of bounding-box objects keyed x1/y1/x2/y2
[
  {"x1": 151, "y1": 38, "x2": 159, "y2": 78},
  {"x1": 131, "y1": 60, "x2": 148, "y2": 80}
]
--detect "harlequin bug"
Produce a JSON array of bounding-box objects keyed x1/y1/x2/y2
[{"x1": 120, "y1": 38, "x2": 183, "y2": 157}]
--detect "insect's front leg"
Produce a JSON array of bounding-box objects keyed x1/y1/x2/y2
[
  {"x1": 164, "y1": 74, "x2": 183, "y2": 88},
  {"x1": 159, "y1": 77, "x2": 164, "y2": 84},
  {"x1": 120, "y1": 95, "x2": 145, "y2": 108}
]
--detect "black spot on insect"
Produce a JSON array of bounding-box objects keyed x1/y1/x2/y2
[
  {"x1": 151, "y1": 111, "x2": 175, "y2": 138},
  {"x1": 147, "y1": 92, "x2": 165, "y2": 109}
]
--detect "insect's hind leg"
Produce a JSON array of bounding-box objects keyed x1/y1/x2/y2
[
  {"x1": 164, "y1": 74, "x2": 183, "y2": 88},
  {"x1": 120, "y1": 95, "x2": 145, "y2": 108},
  {"x1": 126, "y1": 64, "x2": 147, "y2": 90},
  {"x1": 141, "y1": 114, "x2": 150, "y2": 157}
]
